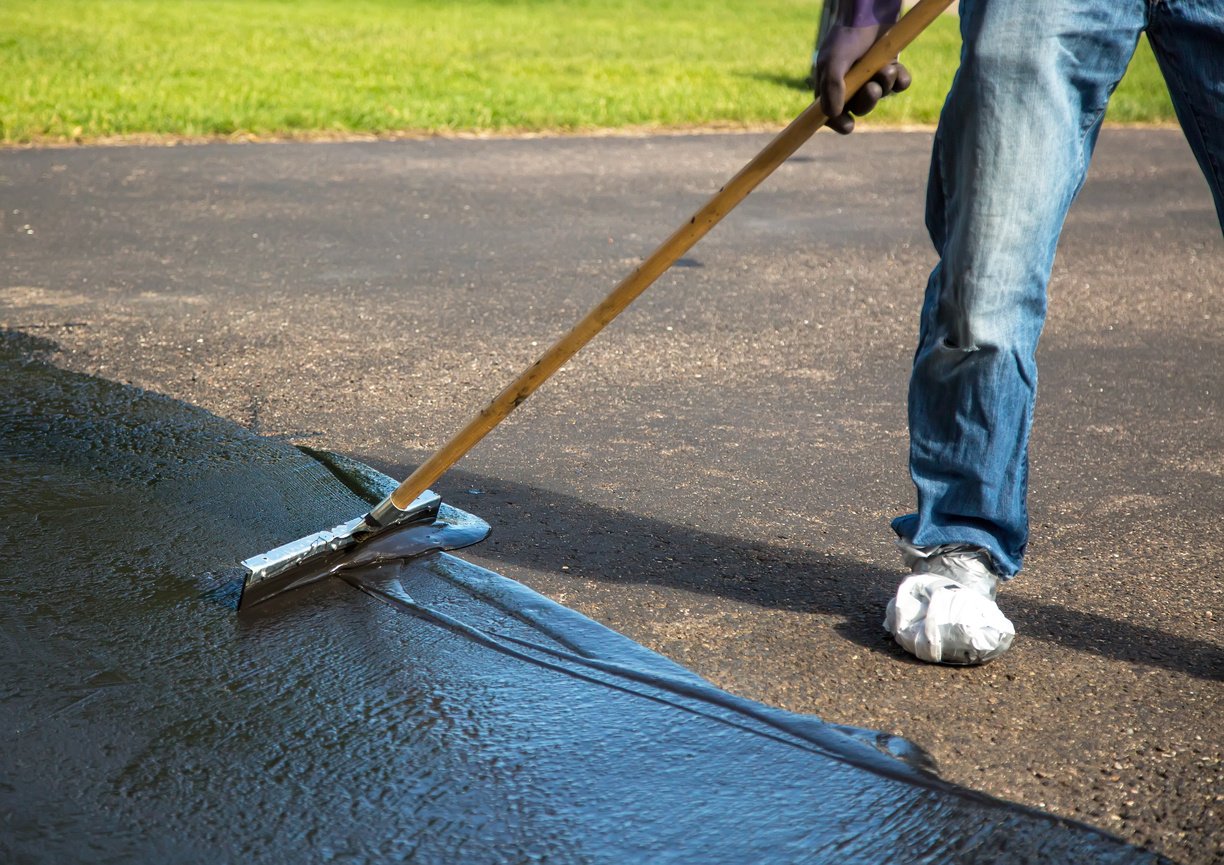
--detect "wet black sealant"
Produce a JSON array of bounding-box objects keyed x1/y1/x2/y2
[{"x1": 0, "y1": 331, "x2": 1167, "y2": 864}]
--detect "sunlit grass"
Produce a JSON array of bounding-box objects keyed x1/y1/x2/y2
[{"x1": 0, "y1": 0, "x2": 1175, "y2": 144}]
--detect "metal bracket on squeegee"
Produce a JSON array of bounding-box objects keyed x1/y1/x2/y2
[{"x1": 239, "y1": 491, "x2": 441, "y2": 608}]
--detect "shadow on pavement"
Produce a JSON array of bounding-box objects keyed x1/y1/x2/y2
[{"x1": 363, "y1": 459, "x2": 1222, "y2": 683}]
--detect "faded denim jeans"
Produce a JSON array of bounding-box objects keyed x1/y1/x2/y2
[{"x1": 891, "y1": 0, "x2": 1224, "y2": 576}]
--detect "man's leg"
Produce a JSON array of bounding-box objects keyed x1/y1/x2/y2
[
  {"x1": 887, "y1": 0, "x2": 1147, "y2": 663},
  {"x1": 1147, "y1": 0, "x2": 1224, "y2": 227}
]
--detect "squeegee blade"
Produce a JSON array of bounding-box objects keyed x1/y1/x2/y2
[{"x1": 238, "y1": 492, "x2": 441, "y2": 610}]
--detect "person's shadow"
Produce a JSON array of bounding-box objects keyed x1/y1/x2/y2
[{"x1": 356, "y1": 455, "x2": 1222, "y2": 683}]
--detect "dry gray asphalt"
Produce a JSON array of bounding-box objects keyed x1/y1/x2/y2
[{"x1": 2, "y1": 129, "x2": 1221, "y2": 863}]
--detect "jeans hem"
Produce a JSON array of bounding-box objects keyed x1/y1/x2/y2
[{"x1": 890, "y1": 515, "x2": 1021, "y2": 579}]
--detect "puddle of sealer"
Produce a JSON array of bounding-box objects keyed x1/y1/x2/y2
[{"x1": 0, "y1": 330, "x2": 1168, "y2": 865}]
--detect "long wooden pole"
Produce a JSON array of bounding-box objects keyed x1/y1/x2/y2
[{"x1": 386, "y1": 0, "x2": 954, "y2": 511}]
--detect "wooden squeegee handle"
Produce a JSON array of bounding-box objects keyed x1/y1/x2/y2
[{"x1": 386, "y1": 0, "x2": 953, "y2": 511}]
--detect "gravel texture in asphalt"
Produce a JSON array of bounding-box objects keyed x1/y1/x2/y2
[{"x1": 1, "y1": 129, "x2": 1220, "y2": 863}]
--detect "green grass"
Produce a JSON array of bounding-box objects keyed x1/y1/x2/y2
[{"x1": 0, "y1": 0, "x2": 1175, "y2": 144}]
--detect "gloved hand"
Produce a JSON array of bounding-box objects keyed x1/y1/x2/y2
[{"x1": 813, "y1": 0, "x2": 910, "y2": 134}]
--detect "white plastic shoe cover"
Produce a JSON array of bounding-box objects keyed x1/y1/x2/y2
[{"x1": 884, "y1": 543, "x2": 1015, "y2": 665}]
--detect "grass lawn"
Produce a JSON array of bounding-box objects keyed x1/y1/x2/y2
[{"x1": 2, "y1": 0, "x2": 1175, "y2": 144}]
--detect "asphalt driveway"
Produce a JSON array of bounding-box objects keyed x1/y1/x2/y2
[{"x1": 2, "y1": 128, "x2": 1220, "y2": 863}]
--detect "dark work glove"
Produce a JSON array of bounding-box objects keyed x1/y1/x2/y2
[{"x1": 813, "y1": 0, "x2": 910, "y2": 134}]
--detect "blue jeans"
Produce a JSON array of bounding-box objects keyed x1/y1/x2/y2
[{"x1": 891, "y1": 0, "x2": 1224, "y2": 577}]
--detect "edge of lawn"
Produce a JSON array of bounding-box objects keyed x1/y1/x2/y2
[{"x1": 1, "y1": 120, "x2": 1181, "y2": 150}]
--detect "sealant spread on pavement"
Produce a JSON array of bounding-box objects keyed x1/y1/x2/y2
[{"x1": 0, "y1": 330, "x2": 1169, "y2": 864}]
